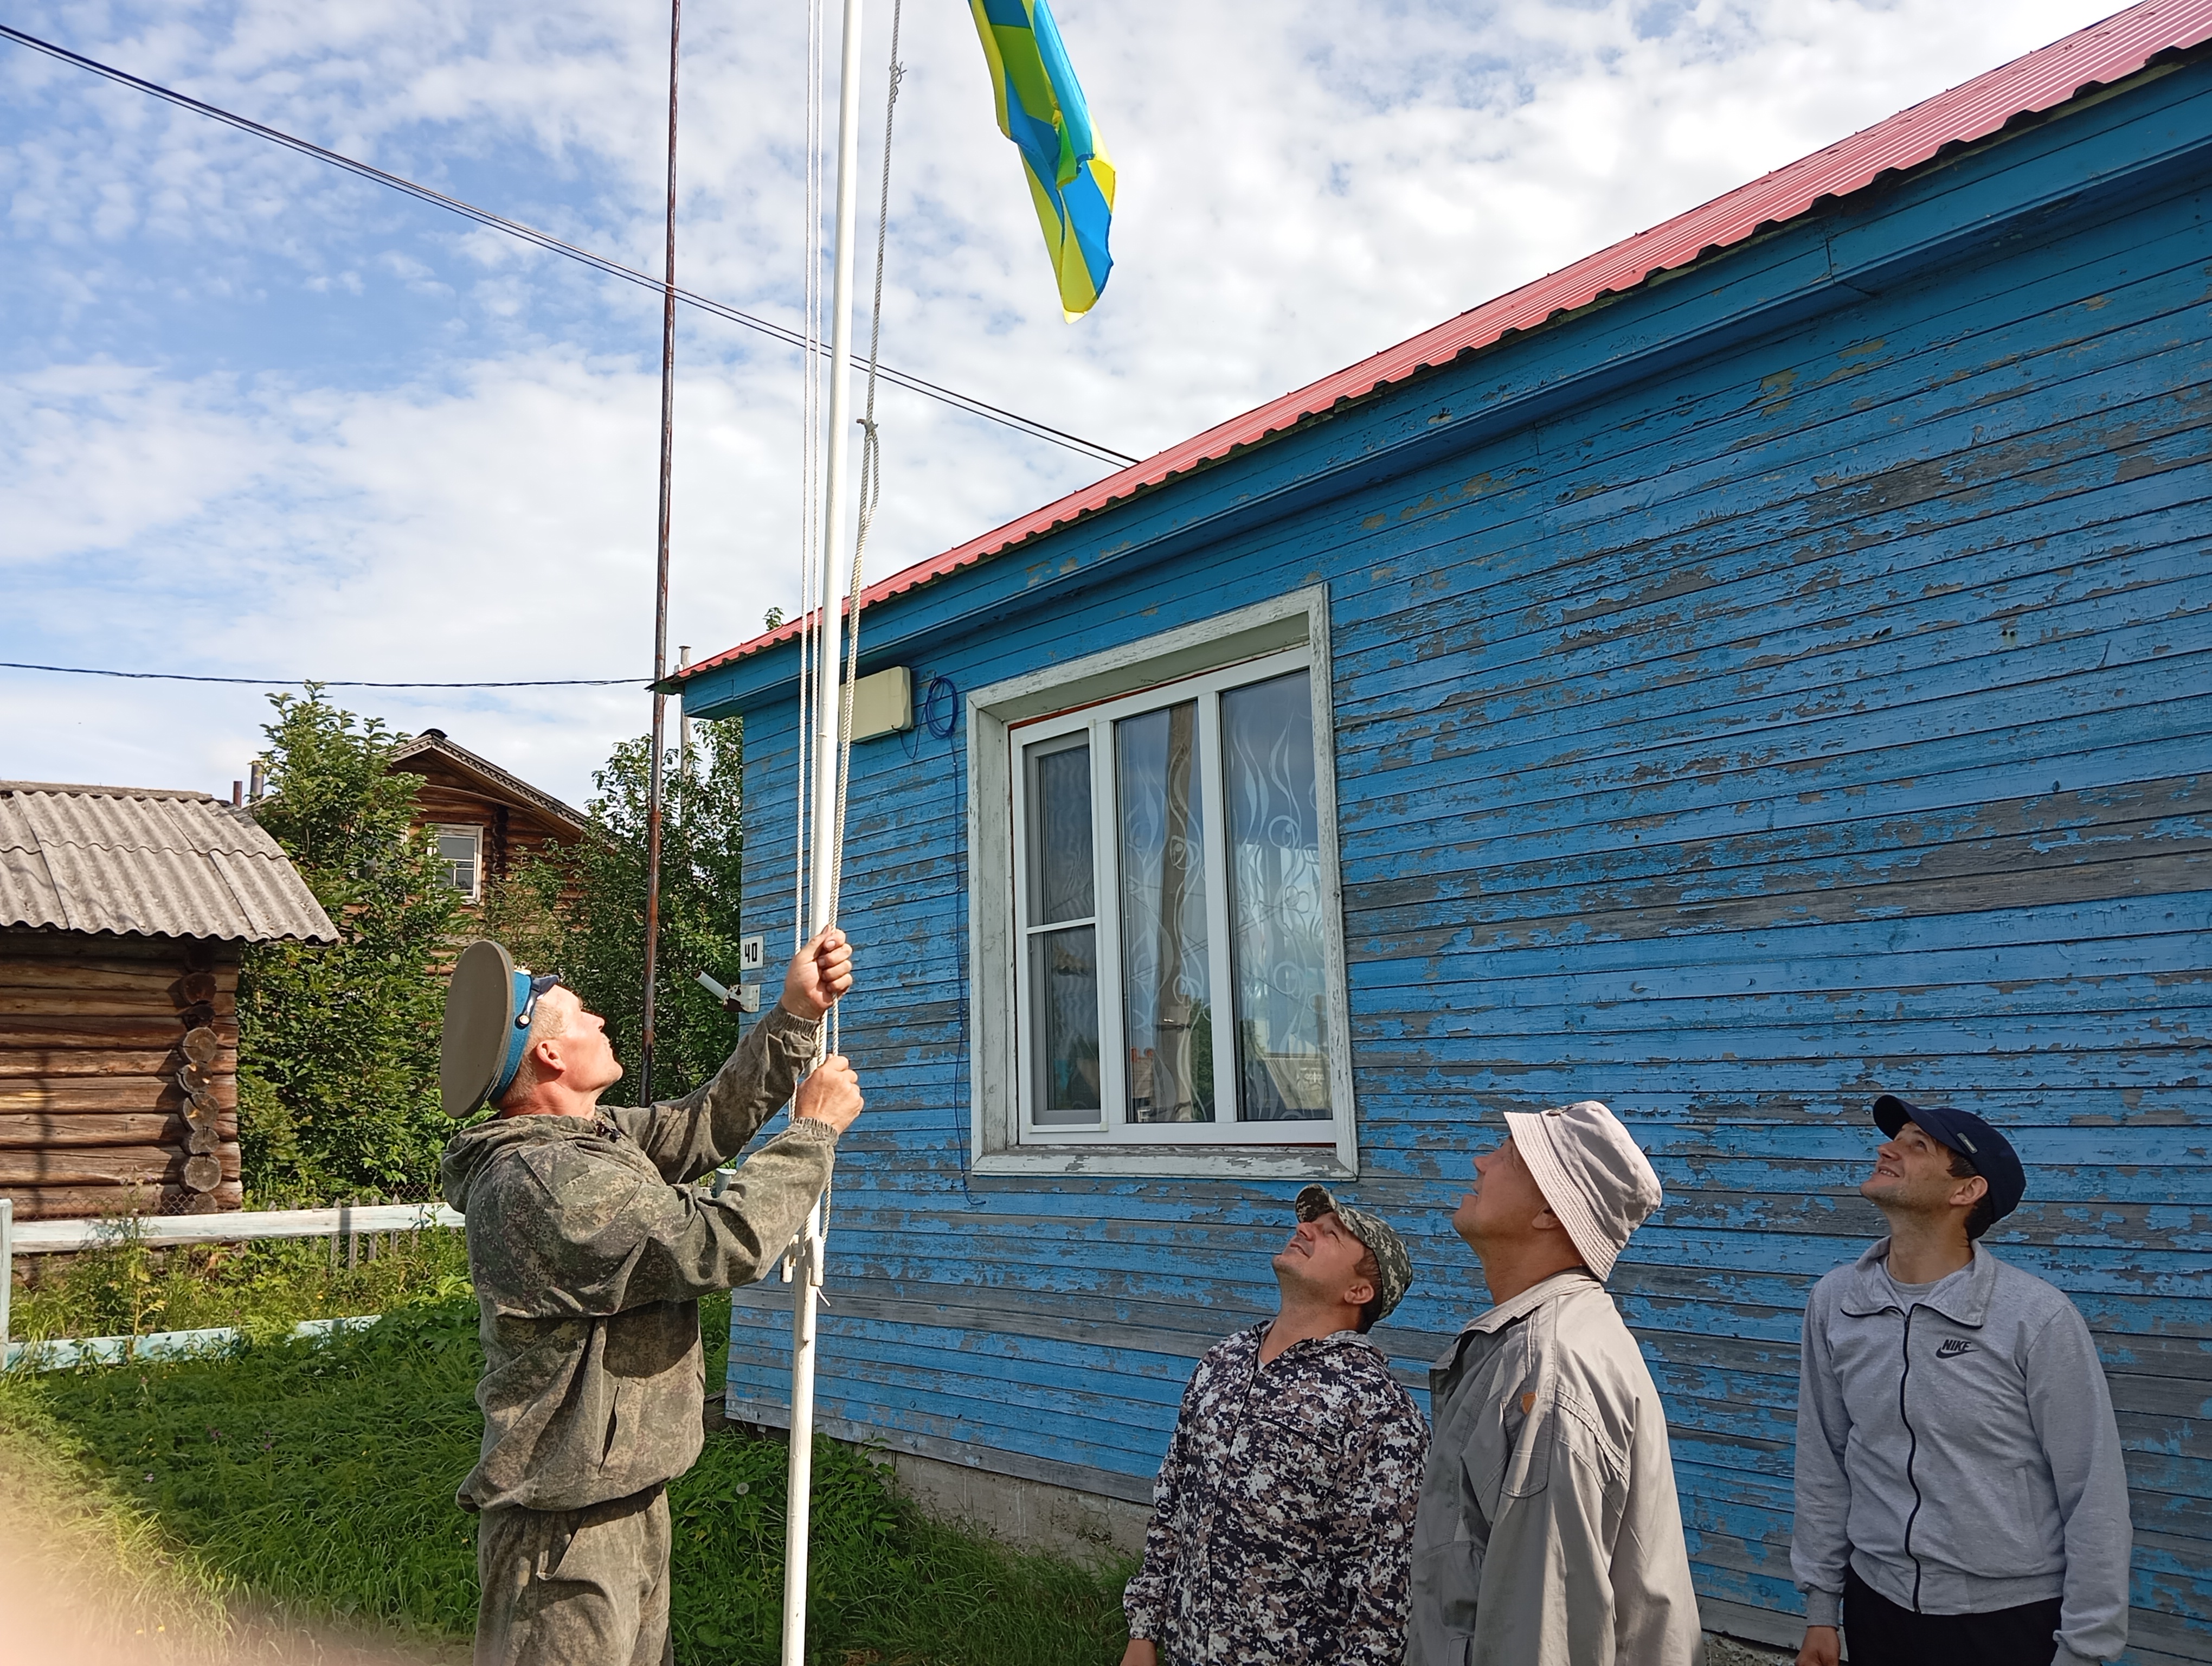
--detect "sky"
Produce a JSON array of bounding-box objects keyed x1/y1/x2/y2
[{"x1": 1, "y1": 0, "x2": 2126, "y2": 812}]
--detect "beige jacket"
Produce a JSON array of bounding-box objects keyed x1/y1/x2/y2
[{"x1": 1408, "y1": 1270, "x2": 1703, "y2": 1666}]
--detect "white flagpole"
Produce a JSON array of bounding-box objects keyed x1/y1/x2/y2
[{"x1": 785, "y1": 0, "x2": 863, "y2": 1657}]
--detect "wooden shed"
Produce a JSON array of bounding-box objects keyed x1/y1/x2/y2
[
  {"x1": 679, "y1": 7, "x2": 2212, "y2": 1659},
  {"x1": 0, "y1": 783, "x2": 337, "y2": 1220}
]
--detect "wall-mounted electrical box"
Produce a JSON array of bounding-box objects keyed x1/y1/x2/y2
[{"x1": 847, "y1": 667, "x2": 914, "y2": 741}]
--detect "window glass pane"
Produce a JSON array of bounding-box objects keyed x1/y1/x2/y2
[
  {"x1": 1115, "y1": 702, "x2": 1214, "y2": 1124},
  {"x1": 1031, "y1": 925, "x2": 1102, "y2": 1124},
  {"x1": 1026, "y1": 739, "x2": 1094, "y2": 924},
  {"x1": 438, "y1": 829, "x2": 478, "y2": 895},
  {"x1": 1222, "y1": 671, "x2": 1330, "y2": 1121}
]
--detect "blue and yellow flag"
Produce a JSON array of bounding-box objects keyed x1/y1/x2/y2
[{"x1": 968, "y1": 0, "x2": 1114, "y2": 319}]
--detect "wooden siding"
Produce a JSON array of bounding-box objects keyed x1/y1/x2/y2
[
  {"x1": 396, "y1": 758, "x2": 581, "y2": 901},
  {"x1": 710, "y1": 64, "x2": 2212, "y2": 1661},
  {"x1": 0, "y1": 927, "x2": 244, "y2": 1219}
]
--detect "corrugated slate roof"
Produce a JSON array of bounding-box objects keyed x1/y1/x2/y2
[
  {"x1": 681, "y1": 0, "x2": 2212, "y2": 681},
  {"x1": 0, "y1": 782, "x2": 339, "y2": 943}
]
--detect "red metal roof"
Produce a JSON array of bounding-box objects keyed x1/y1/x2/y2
[{"x1": 688, "y1": 0, "x2": 2212, "y2": 680}]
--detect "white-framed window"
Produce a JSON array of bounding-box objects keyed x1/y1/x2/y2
[
  {"x1": 967, "y1": 586, "x2": 1356, "y2": 1179},
  {"x1": 435, "y1": 824, "x2": 482, "y2": 901}
]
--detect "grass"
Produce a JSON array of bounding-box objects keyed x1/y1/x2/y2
[
  {"x1": 0, "y1": 1363, "x2": 236, "y2": 1661},
  {"x1": 0, "y1": 1288, "x2": 1134, "y2": 1665},
  {"x1": 8, "y1": 1222, "x2": 473, "y2": 1342}
]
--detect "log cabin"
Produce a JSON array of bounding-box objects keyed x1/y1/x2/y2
[
  {"x1": 0, "y1": 782, "x2": 336, "y2": 1220},
  {"x1": 389, "y1": 729, "x2": 587, "y2": 909}
]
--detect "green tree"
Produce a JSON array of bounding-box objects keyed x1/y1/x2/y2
[
  {"x1": 237, "y1": 688, "x2": 465, "y2": 1203},
  {"x1": 485, "y1": 720, "x2": 748, "y2": 1102}
]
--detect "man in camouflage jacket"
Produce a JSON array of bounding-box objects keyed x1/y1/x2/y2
[
  {"x1": 1122, "y1": 1186, "x2": 1429, "y2": 1666},
  {"x1": 440, "y1": 929, "x2": 862, "y2": 1666}
]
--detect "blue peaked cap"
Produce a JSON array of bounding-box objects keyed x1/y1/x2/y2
[{"x1": 491, "y1": 969, "x2": 537, "y2": 1104}]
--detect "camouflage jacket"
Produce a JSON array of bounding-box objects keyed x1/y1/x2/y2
[
  {"x1": 1124, "y1": 1322, "x2": 1429, "y2": 1665},
  {"x1": 439, "y1": 1004, "x2": 832, "y2": 1513}
]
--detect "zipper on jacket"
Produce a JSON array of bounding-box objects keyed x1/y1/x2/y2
[{"x1": 1898, "y1": 1305, "x2": 1925, "y2": 1612}]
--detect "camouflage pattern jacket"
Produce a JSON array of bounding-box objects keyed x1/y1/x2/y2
[
  {"x1": 1124, "y1": 1322, "x2": 1430, "y2": 1665},
  {"x1": 440, "y1": 1004, "x2": 833, "y2": 1514}
]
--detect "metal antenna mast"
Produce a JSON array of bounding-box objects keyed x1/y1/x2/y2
[{"x1": 641, "y1": 0, "x2": 683, "y2": 1109}]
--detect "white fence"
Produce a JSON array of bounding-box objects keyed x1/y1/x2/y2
[{"x1": 0, "y1": 1197, "x2": 465, "y2": 1367}]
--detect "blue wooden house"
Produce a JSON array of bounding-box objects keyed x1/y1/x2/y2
[{"x1": 678, "y1": 3, "x2": 2212, "y2": 1654}]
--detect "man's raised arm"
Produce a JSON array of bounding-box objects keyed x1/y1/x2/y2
[{"x1": 619, "y1": 927, "x2": 854, "y2": 1181}]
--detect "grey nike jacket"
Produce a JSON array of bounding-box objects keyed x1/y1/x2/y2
[{"x1": 1791, "y1": 1240, "x2": 2132, "y2": 1665}]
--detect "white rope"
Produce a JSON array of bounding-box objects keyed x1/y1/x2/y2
[
  {"x1": 792, "y1": 0, "x2": 900, "y2": 1271},
  {"x1": 822, "y1": 0, "x2": 903, "y2": 1065},
  {"x1": 780, "y1": 17, "x2": 897, "y2": 1661},
  {"x1": 793, "y1": 0, "x2": 826, "y2": 960},
  {"x1": 810, "y1": 0, "x2": 901, "y2": 1069}
]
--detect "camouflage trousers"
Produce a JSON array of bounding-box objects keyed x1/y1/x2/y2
[{"x1": 474, "y1": 1484, "x2": 673, "y2": 1666}]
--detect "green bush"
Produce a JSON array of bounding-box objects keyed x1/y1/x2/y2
[
  {"x1": 485, "y1": 719, "x2": 749, "y2": 1104},
  {"x1": 239, "y1": 688, "x2": 465, "y2": 1203}
]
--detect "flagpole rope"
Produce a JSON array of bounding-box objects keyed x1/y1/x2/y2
[
  {"x1": 825, "y1": 0, "x2": 903, "y2": 1007},
  {"x1": 781, "y1": 0, "x2": 870, "y2": 1652},
  {"x1": 793, "y1": 0, "x2": 826, "y2": 965},
  {"x1": 805, "y1": 0, "x2": 902, "y2": 1283}
]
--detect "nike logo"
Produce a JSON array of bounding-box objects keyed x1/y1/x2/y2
[{"x1": 1935, "y1": 1338, "x2": 1973, "y2": 1359}]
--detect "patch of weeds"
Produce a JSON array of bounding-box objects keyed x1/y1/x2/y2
[
  {"x1": 10, "y1": 1221, "x2": 472, "y2": 1342},
  {"x1": 0, "y1": 1368, "x2": 235, "y2": 1651},
  {"x1": 21, "y1": 1300, "x2": 486, "y2": 1641}
]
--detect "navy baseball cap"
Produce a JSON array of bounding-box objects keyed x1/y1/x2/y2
[{"x1": 1872, "y1": 1094, "x2": 2026, "y2": 1223}]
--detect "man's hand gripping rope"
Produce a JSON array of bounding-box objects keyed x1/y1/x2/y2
[{"x1": 782, "y1": 927, "x2": 860, "y2": 1287}]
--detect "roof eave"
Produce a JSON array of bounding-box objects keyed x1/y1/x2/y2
[{"x1": 676, "y1": 5, "x2": 2212, "y2": 685}]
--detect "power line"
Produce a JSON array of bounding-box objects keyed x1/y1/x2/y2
[
  {"x1": 0, "y1": 661, "x2": 641, "y2": 688},
  {"x1": 0, "y1": 22, "x2": 1142, "y2": 470}
]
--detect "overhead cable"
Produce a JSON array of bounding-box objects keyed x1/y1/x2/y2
[
  {"x1": 0, "y1": 22, "x2": 1141, "y2": 469},
  {"x1": 0, "y1": 661, "x2": 641, "y2": 688}
]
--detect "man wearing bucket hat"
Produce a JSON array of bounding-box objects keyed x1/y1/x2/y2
[
  {"x1": 1408, "y1": 1100, "x2": 1702, "y2": 1666},
  {"x1": 1791, "y1": 1095, "x2": 2130, "y2": 1666},
  {"x1": 1121, "y1": 1185, "x2": 1429, "y2": 1666},
  {"x1": 437, "y1": 927, "x2": 862, "y2": 1666}
]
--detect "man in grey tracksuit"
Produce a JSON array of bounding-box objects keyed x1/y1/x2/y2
[{"x1": 1792, "y1": 1094, "x2": 2131, "y2": 1666}]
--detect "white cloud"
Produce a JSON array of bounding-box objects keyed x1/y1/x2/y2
[{"x1": 2, "y1": 0, "x2": 2126, "y2": 805}]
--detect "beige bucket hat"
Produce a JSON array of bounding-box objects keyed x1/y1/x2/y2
[{"x1": 1502, "y1": 1100, "x2": 1664, "y2": 1281}]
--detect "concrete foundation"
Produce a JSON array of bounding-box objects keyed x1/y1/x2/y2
[{"x1": 884, "y1": 1447, "x2": 1150, "y2": 1568}]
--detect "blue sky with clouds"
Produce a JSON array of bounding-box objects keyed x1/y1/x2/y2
[{"x1": 3, "y1": 0, "x2": 2118, "y2": 809}]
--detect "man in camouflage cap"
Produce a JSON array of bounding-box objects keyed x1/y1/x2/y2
[
  {"x1": 1122, "y1": 1184, "x2": 1428, "y2": 1666},
  {"x1": 440, "y1": 927, "x2": 863, "y2": 1666}
]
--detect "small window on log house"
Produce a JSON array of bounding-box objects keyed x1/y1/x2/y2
[{"x1": 436, "y1": 825, "x2": 482, "y2": 901}]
